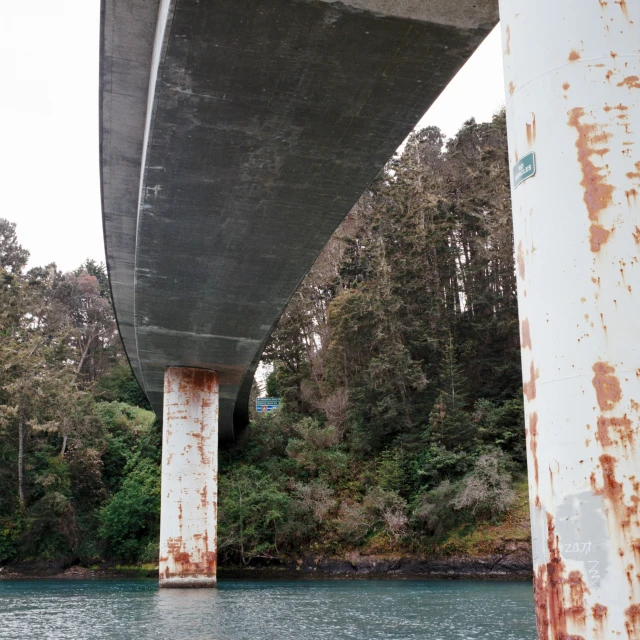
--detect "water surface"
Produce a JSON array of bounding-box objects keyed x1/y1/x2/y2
[{"x1": 0, "y1": 579, "x2": 536, "y2": 639}]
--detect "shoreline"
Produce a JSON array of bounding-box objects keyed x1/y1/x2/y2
[{"x1": 0, "y1": 550, "x2": 532, "y2": 582}]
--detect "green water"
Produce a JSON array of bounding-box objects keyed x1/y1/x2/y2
[{"x1": 0, "y1": 579, "x2": 537, "y2": 639}]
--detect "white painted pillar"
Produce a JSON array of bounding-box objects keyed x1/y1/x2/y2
[
  {"x1": 499, "y1": 1, "x2": 640, "y2": 637},
  {"x1": 159, "y1": 367, "x2": 219, "y2": 588}
]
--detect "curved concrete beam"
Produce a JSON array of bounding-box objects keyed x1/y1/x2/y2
[{"x1": 100, "y1": 0, "x2": 160, "y2": 392}]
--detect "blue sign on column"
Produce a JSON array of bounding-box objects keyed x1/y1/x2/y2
[
  {"x1": 512, "y1": 151, "x2": 536, "y2": 189},
  {"x1": 256, "y1": 397, "x2": 281, "y2": 413}
]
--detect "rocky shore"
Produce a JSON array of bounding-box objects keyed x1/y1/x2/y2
[
  {"x1": 0, "y1": 562, "x2": 123, "y2": 580},
  {"x1": 220, "y1": 546, "x2": 532, "y2": 580},
  {"x1": 0, "y1": 544, "x2": 532, "y2": 581}
]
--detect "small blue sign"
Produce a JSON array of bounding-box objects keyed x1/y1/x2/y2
[
  {"x1": 513, "y1": 151, "x2": 536, "y2": 189},
  {"x1": 256, "y1": 397, "x2": 281, "y2": 413}
]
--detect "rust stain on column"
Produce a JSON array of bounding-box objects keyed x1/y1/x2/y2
[
  {"x1": 524, "y1": 361, "x2": 538, "y2": 401},
  {"x1": 159, "y1": 367, "x2": 219, "y2": 588},
  {"x1": 529, "y1": 411, "x2": 540, "y2": 488},
  {"x1": 517, "y1": 241, "x2": 526, "y2": 279},
  {"x1": 526, "y1": 114, "x2": 537, "y2": 145},
  {"x1": 617, "y1": 76, "x2": 640, "y2": 90},
  {"x1": 592, "y1": 362, "x2": 622, "y2": 410},
  {"x1": 567, "y1": 108, "x2": 615, "y2": 253},
  {"x1": 521, "y1": 318, "x2": 533, "y2": 349},
  {"x1": 534, "y1": 514, "x2": 590, "y2": 640}
]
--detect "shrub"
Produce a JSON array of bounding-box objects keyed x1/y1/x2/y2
[
  {"x1": 453, "y1": 449, "x2": 516, "y2": 517},
  {"x1": 412, "y1": 480, "x2": 461, "y2": 535},
  {"x1": 218, "y1": 466, "x2": 290, "y2": 564},
  {"x1": 336, "y1": 501, "x2": 371, "y2": 543},
  {"x1": 0, "y1": 517, "x2": 21, "y2": 563},
  {"x1": 291, "y1": 479, "x2": 336, "y2": 523},
  {"x1": 474, "y1": 398, "x2": 526, "y2": 466},
  {"x1": 99, "y1": 456, "x2": 160, "y2": 562},
  {"x1": 414, "y1": 445, "x2": 472, "y2": 490},
  {"x1": 363, "y1": 487, "x2": 408, "y2": 542},
  {"x1": 285, "y1": 418, "x2": 348, "y2": 480}
]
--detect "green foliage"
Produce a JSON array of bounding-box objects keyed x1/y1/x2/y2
[
  {"x1": 0, "y1": 515, "x2": 22, "y2": 563},
  {"x1": 223, "y1": 410, "x2": 294, "y2": 466},
  {"x1": 216, "y1": 111, "x2": 528, "y2": 560},
  {"x1": 96, "y1": 401, "x2": 157, "y2": 493},
  {"x1": 412, "y1": 480, "x2": 462, "y2": 536},
  {"x1": 376, "y1": 448, "x2": 413, "y2": 497},
  {"x1": 0, "y1": 219, "x2": 29, "y2": 273},
  {"x1": 426, "y1": 337, "x2": 476, "y2": 450},
  {"x1": 474, "y1": 398, "x2": 526, "y2": 464},
  {"x1": 412, "y1": 449, "x2": 516, "y2": 536},
  {"x1": 0, "y1": 111, "x2": 529, "y2": 566},
  {"x1": 95, "y1": 403, "x2": 160, "y2": 562},
  {"x1": 362, "y1": 487, "x2": 409, "y2": 542},
  {"x1": 74, "y1": 259, "x2": 110, "y2": 299},
  {"x1": 265, "y1": 370, "x2": 279, "y2": 398},
  {"x1": 414, "y1": 445, "x2": 473, "y2": 490},
  {"x1": 22, "y1": 451, "x2": 76, "y2": 553},
  {"x1": 218, "y1": 466, "x2": 290, "y2": 564},
  {"x1": 93, "y1": 363, "x2": 150, "y2": 410},
  {"x1": 99, "y1": 457, "x2": 160, "y2": 562},
  {"x1": 453, "y1": 450, "x2": 517, "y2": 518},
  {"x1": 285, "y1": 418, "x2": 348, "y2": 481},
  {"x1": 0, "y1": 219, "x2": 159, "y2": 563}
]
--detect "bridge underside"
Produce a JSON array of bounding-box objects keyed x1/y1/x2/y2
[{"x1": 100, "y1": 0, "x2": 497, "y2": 443}]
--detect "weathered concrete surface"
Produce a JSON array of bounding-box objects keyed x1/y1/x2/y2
[
  {"x1": 100, "y1": 0, "x2": 161, "y2": 394},
  {"x1": 159, "y1": 367, "x2": 218, "y2": 588},
  {"x1": 100, "y1": 0, "x2": 498, "y2": 443},
  {"x1": 312, "y1": 0, "x2": 497, "y2": 29},
  {"x1": 500, "y1": 0, "x2": 640, "y2": 637}
]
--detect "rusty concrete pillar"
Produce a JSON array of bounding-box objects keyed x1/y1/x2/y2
[
  {"x1": 159, "y1": 367, "x2": 218, "y2": 588},
  {"x1": 499, "y1": 1, "x2": 640, "y2": 637}
]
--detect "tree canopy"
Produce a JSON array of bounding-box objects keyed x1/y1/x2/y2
[{"x1": 0, "y1": 112, "x2": 530, "y2": 566}]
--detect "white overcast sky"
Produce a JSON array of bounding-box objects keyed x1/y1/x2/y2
[{"x1": 0, "y1": 3, "x2": 504, "y2": 272}]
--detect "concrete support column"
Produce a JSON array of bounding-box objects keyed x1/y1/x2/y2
[
  {"x1": 159, "y1": 367, "x2": 219, "y2": 588},
  {"x1": 499, "y1": 1, "x2": 640, "y2": 637}
]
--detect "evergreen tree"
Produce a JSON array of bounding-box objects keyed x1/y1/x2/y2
[{"x1": 426, "y1": 336, "x2": 476, "y2": 451}]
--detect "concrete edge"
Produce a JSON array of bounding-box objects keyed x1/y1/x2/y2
[{"x1": 159, "y1": 577, "x2": 218, "y2": 588}]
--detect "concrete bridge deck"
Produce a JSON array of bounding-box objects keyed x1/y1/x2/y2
[{"x1": 100, "y1": 0, "x2": 497, "y2": 444}]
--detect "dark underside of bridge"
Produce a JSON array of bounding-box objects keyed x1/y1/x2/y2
[{"x1": 100, "y1": 0, "x2": 498, "y2": 444}]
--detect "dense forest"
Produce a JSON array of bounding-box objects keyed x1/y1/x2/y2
[{"x1": 0, "y1": 111, "x2": 530, "y2": 568}]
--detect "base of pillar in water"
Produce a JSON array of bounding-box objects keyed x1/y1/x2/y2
[{"x1": 159, "y1": 577, "x2": 217, "y2": 588}]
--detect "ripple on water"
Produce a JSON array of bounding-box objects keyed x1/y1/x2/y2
[{"x1": 0, "y1": 579, "x2": 536, "y2": 640}]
